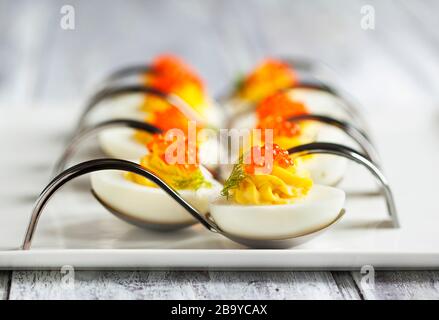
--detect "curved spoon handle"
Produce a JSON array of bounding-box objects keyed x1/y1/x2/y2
[
  {"x1": 287, "y1": 114, "x2": 379, "y2": 166},
  {"x1": 288, "y1": 142, "x2": 399, "y2": 228},
  {"x1": 75, "y1": 84, "x2": 206, "y2": 133},
  {"x1": 22, "y1": 159, "x2": 218, "y2": 250},
  {"x1": 284, "y1": 83, "x2": 369, "y2": 132},
  {"x1": 53, "y1": 119, "x2": 162, "y2": 176},
  {"x1": 280, "y1": 56, "x2": 368, "y2": 129},
  {"x1": 104, "y1": 64, "x2": 152, "y2": 83}
]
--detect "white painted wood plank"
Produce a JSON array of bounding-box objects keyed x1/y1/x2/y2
[
  {"x1": 331, "y1": 272, "x2": 363, "y2": 300},
  {"x1": 206, "y1": 271, "x2": 349, "y2": 300},
  {"x1": 10, "y1": 270, "x2": 439, "y2": 300},
  {"x1": 0, "y1": 271, "x2": 11, "y2": 300},
  {"x1": 9, "y1": 271, "x2": 357, "y2": 300},
  {"x1": 352, "y1": 271, "x2": 439, "y2": 300}
]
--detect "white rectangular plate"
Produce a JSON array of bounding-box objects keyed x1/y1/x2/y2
[{"x1": 0, "y1": 107, "x2": 438, "y2": 269}]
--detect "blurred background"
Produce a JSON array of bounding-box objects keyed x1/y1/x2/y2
[{"x1": 0, "y1": 0, "x2": 438, "y2": 114}]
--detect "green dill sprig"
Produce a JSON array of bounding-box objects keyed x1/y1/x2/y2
[
  {"x1": 221, "y1": 156, "x2": 246, "y2": 198},
  {"x1": 173, "y1": 170, "x2": 212, "y2": 190},
  {"x1": 233, "y1": 74, "x2": 245, "y2": 93}
]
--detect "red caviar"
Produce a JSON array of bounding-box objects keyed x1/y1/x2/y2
[
  {"x1": 149, "y1": 105, "x2": 191, "y2": 132},
  {"x1": 145, "y1": 54, "x2": 204, "y2": 94},
  {"x1": 244, "y1": 144, "x2": 293, "y2": 174},
  {"x1": 255, "y1": 92, "x2": 309, "y2": 140},
  {"x1": 257, "y1": 115, "x2": 301, "y2": 139},
  {"x1": 256, "y1": 92, "x2": 309, "y2": 120},
  {"x1": 147, "y1": 134, "x2": 199, "y2": 171}
]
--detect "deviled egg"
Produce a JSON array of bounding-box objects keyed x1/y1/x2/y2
[
  {"x1": 225, "y1": 58, "x2": 297, "y2": 115},
  {"x1": 225, "y1": 92, "x2": 349, "y2": 185},
  {"x1": 90, "y1": 54, "x2": 222, "y2": 127},
  {"x1": 210, "y1": 144, "x2": 345, "y2": 240},
  {"x1": 225, "y1": 58, "x2": 354, "y2": 124},
  {"x1": 91, "y1": 134, "x2": 222, "y2": 226},
  {"x1": 98, "y1": 102, "x2": 222, "y2": 169}
]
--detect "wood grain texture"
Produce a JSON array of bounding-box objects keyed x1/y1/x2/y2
[
  {"x1": 10, "y1": 271, "x2": 439, "y2": 300},
  {"x1": 2, "y1": 0, "x2": 439, "y2": 299},
  {"x1": 0, "y1": 271, "x2": 11, "y2": 300},
  {"x1": 352, "y1": 271, "x2": 439, "y2": 300},
  {"x1": 9, "y1": 271, "x2": 357, "y2": 300}
]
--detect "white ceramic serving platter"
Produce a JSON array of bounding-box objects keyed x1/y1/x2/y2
[{"x1": 0, "y1": 107, "x2": 438, "y2": 270}]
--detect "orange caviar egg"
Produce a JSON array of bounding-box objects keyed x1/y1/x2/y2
[
  {"x1": 257, "y1": 115, "x2": 301, "y2": 139},
  {"x1": 145, "y1": 54, "x2": 205, "y2": 94},
  {"x1": 244, "y1": 144, "x2": 293, "y2": 174},
  {"x1": 148, "y1": 105, "x2": 191, "y2": 132},
  {"x1": 256, "y1": 92, "x2": 309, "y2": 120},
  {"x1": 238, "y1": 59, "x2": 297, "y2": 102},
  {"x1": 147, "y1": 134, "x2": 199, "y2": 172}
]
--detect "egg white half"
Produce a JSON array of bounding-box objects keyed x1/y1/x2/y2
[
  {"x1": 86, "y1": 94, "x2": 146, "y2": 125},
  {"x1": 210, "y1": 184, "x2": 345, "y2": 240},
  {"x1": 91, "y1": 169, "x2": 222, "y2": 225},
  {"x1": 287, "y1": 88, "x2": 352, "y2": 121},
  {"x1": 297, "y1": 123, "x2": 349, "y2": 186},
  {"x1": 98, "y1": 128, "x2": 148, "y2": 160}
]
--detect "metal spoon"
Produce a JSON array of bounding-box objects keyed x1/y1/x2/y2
[
  {"x1": 53, "y1": 118, "x2": 162, "y2": 176},
  {"x1": 22, "y1": 143, "x2": 398, "y2": 250},
  {"x1": 21, "y1": 158, "x2": 344, "y2": 250}
]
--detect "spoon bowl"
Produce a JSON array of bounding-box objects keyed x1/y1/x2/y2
[
  {"x1": 205, "y1": 210, "x2": 345, "y2": 249},
  {"x1": 91, "y1": 189, "x2": 196, "y2": 231}
]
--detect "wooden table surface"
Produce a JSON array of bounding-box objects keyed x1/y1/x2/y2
[{"x1": 1, "y1": 0, "x2": 439, "y2": 299}]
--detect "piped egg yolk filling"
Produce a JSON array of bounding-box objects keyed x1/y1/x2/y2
[
  {"x1": 126, "y1": 134, "x2": 211, "y2": 190},
  {"x1": 222, "y1": 144, "x2": 313, "y2": 205},
  {"x1": 140, "y1": 54, "x2": 209, "y2": 117},
  {"x1": 236, "y1": 58, "x2": 297, "y2": 104}
]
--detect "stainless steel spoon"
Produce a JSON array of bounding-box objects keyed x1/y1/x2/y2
[
  {"x1": 53, "y1": 118, "x2": 162, "y2": 176},
  {"x1": 22, "y1": 142, "x2": 398, "y2": 250}
]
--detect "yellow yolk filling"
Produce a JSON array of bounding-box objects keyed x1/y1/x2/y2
[
  {"x1": 237, "y1": 60, "x2": 296, "y2": 104},
  {"x1": 139, "y1": 95, "x2": 170, "y2": 113},
  {"x1": 273, "y1": 122, "x2": 317, "y2": 148},
  {"x1": 139, "y1": 83, "x2": 209, "y2": 117},
  {"x1": 238, "y1": 76, "x2": 294, "y2": 104},
  {"x1": 232, "y1": 165, "x2": 313, "y2": 205},
  {"x1": 125, "y1": 153, "x2": 211, "y2": 190}
]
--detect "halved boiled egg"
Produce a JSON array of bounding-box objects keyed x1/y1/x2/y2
[
  {"x1": 211, "y1": 184, "x2": 345, "y2": 240},
  {"x1": 91, "y1": 168, "x2": 221, "y2": 226},
  {"x1": 91, "y1": 135, "x2": 222, "y2": 226},
  {"x1": 210, "y1": 144, "x2": 345, "y2": 240},
  {"x1": 223, "y1": 92, "x2": 349, "y2": 185},
  {"x1": 87, "y1": 54, "x2": 223, "y2": 128},
  {"x1": 225, "y1": 58, "x2": 354, "y2": 124},
  {"x1": 224, "y1": 58, "x2": 297, "y2": 115},
  {"x1": 97, "y1": 105, "x2": 223, "y2": 169}
]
